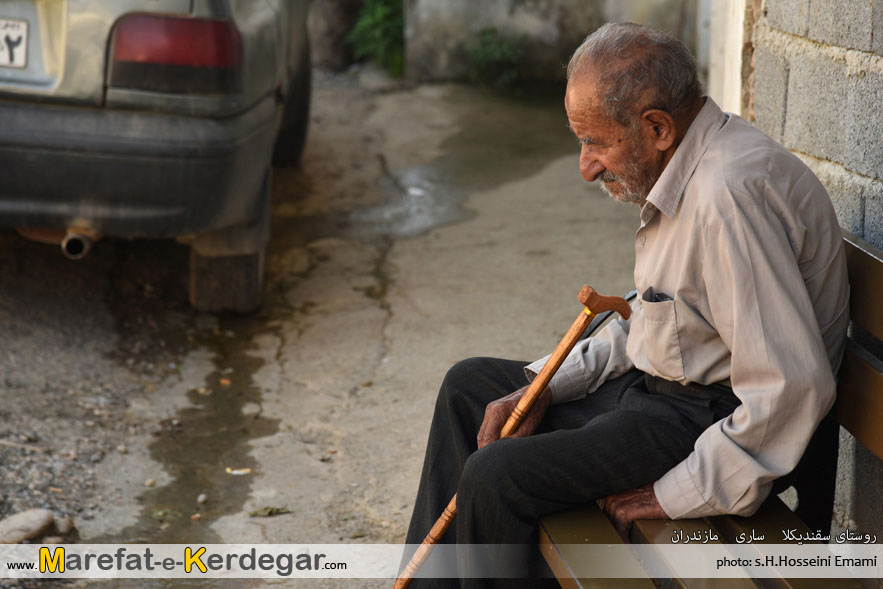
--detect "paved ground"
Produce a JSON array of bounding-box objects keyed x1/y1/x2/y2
[{"x1": 0, "y1": 68, "x2": 637, "y2": 587}]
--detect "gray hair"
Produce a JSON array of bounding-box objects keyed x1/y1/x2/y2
[{"x1": 567, "y1": 22, "x2": 702, "y2": 127}]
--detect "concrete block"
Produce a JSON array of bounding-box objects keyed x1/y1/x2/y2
[
  {"x1": 827, "y1": 177, "x2": 865, "y2": 238},
  {"x1": 766, "y1": 0, "x2": 809, "y2": 36},
  {"x1": 846, "y1": 70, "x2": 883, "y2": 181},
  {"x1": 799, "y1": 155, "x2": 866, "y2": 236},
  {"x1": 863, "y1": 178, "x2": 883, "y2": 249},
  {"x1": 808, "y1": 0, "x2": 873, "y2": 51},
  {"x1": 834, "y1": 430, "x2": 858, "y2": 530},
  {"x1": 752, "y1": 47, "x2": 788, "y2": 142},
  {"x1": 834, "y1": 430, "x2": 883, "y2": 537},
  {"x1": 875, "y1": 0, "x2": 883, "y2": 56},
  {"x1": 783, "y1": 53, "x2": 849, "y2": 162}
]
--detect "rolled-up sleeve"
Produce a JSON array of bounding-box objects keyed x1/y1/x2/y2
[{"x1": 654, "y1": 198, "x2": 837, "y2": 519}]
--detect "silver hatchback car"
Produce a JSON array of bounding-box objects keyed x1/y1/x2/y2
[{"x1": 0, "y1": 0, "x2": 311, "y2": 312}]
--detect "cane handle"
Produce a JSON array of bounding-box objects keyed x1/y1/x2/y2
[{"x1": 578, "y1": 285, "x2": 631, "y2": 320}]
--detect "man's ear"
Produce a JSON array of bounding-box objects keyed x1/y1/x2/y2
[{"x1": 641, "y1": 109, "x2": 676, "y2": 151}]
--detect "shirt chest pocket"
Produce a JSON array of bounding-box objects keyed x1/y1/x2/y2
[{"x1": 636, "y1": 289, "x2": 687, "y2": 382}]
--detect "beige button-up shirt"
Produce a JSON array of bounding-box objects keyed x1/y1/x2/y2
[{"x1": 526, "y1": 98, "x2": 849, "y2": 519}]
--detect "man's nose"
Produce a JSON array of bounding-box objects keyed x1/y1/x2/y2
[{"x1": 580, "y1": 155, "x2": 604, "y2": 183}]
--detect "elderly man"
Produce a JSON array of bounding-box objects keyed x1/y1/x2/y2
[{"x1": 404, "y1": 22, "x2": 849, "y2": 587}]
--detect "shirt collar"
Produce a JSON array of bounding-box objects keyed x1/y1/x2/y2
[{"x1": 644, "y1": 97, "x2": 728, "y2": 220}]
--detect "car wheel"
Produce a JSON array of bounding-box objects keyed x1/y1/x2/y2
[
  {"x1": 272, "y1": 44, "x2": 311, "y2": 167},
  {"x1": 188, "y1": 172, "x2": 271, "y2": 313}
]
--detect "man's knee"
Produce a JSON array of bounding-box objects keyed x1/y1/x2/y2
[
  {"x1": 459, "y1": 448, "x2": 498, "y2": 504},
  {"x1": 442, "y1": 357, "x2": 491, "y2": 389},
  {"x1": 458, "y1": 444, "x2": 517, "y2": 504},
  {"x1": 436, "y1": 357, "x2": 496, "y2": 408},
  {"x1": 457, "y1": 443, "x2": 547, "y2": 535}
]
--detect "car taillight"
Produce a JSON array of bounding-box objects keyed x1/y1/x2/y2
[{"x1": 108, "y1": 14, "x2": 242, "y2": 94}]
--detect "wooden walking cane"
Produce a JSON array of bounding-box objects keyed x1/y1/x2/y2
[{"x1": 394, "y1": 286, "x2": 632, "y2": 588}]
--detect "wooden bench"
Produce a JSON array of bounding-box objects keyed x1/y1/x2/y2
[{"x1": 539, "y1": 230, "x2": 883, "y2": 588}]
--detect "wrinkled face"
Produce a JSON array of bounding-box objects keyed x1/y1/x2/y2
[{"x1": 564, "y1": 76, "x2": 661, "y2": 206}]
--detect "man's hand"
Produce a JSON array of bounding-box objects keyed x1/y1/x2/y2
[
  {"x1": 603, "y1": 484, "x2": 667, "y2": 540},
  {"x1": 476, "y1": 385, "x2": 551, "y2": 449}
]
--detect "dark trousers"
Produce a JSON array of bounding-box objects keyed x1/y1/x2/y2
[{"x1": 404, "y1": 357, "x2": 740, "y2": 588}]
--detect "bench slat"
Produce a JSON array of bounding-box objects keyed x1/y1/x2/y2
[
  {"x1": 706, "y1": 497, "x2": 811, "y2": 546},
  {"x1": 836, "y1": 342, "x2": 883, "y2": 461},
  {"x1": 843, "y1": 231, "x2": 883, "y2": 343},
  {"x1": 633, "y1": 499, "x2": 863, "y2": 589},
  {"x1": 539, "y1": 503, "x2": 654, "y2": 588},
  {"x1": 706, "y1": 497, "x2": 861, "y2": 589},
  {"x1": 632, "y1": 518, "x2": 756, "y2": 589}
]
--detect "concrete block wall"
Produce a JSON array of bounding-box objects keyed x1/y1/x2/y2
[
  {"x1": 750, "y1": 0, "x2": 883, "y2": 563},
  {"x1": 750, "y1": 0, "x2": 883, "y2": 247}
]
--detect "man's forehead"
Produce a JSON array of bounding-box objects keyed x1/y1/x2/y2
[{"x1": 565, "y1": 75, "x2": 602, "y2": 118}]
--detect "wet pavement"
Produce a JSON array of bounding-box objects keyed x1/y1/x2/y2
[{"x1": 0, "y1": 69, "x2": 637, "y2": 588}]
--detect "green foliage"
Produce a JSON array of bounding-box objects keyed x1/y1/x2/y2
[
  {"x1": 465, "y1": 28, "x2": 525, "y2": 88},
  {"x1": 347, "y1": 0, "x2": 405, "y2": 77}
]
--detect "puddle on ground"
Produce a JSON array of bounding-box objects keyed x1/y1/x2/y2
[
  {"x1": 111, "y1": 320, "x2": 278, "y2": 545},
  {"x1": 96, "y1": 242, "x2": 280, "y2": 552},
  {"x1": 275, "y1": 84, "x2": 577, "y2": 247}
]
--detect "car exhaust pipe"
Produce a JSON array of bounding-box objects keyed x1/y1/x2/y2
[
  {"x1": 61, "y1": 232, "x2": 92, "y2": 260},
  {"x1": 16, "y1": 227, "x2": 99, "y2": 258}
]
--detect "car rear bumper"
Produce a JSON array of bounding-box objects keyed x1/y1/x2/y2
[{"x1": 0, "y1": 97, "x2": 278, "y2": 237}]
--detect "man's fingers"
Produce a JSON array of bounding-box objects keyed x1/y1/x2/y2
[
  {"x1": 603, "y1": 495, "x2": 618, "y2": 518},
  {"x1": 476, "y1": 419, "x2": 499, "y2": 449},
  {"x1": 477, "y1": 403, "x2": 508, "y2": 448},
  {"x1": 476, "y1": 428, "x2": 499, "y2": 448},
  {"x1": 603, "y1": 484, "x2": 667, "y2": 541},
  {"x1": 613, "y1": 516, "x2": 630, "y2": 541},
  {"x1": 477, "y1": 386, "x2": 549, "y2": 448},
  {"x1": 603, "y1": 489, "x2": 635, "y2": 517},
  {"x1": 604, "y1": 496, "x2": 634, "y2": 540},
  {"x1": 508, "y1": 410, "x2": 539, "y2": 439},
  {"x1": 509, "y1": 388, "x2": 551, "y2": 439}
]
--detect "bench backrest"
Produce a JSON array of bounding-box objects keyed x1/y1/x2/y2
[{"x1": 836, "y1": 231, "x2": 883, "y2": 460}]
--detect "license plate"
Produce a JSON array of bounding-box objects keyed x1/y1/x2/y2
[{"x1": 0, "y1": 18, "x2": 28, "y2": 69}]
